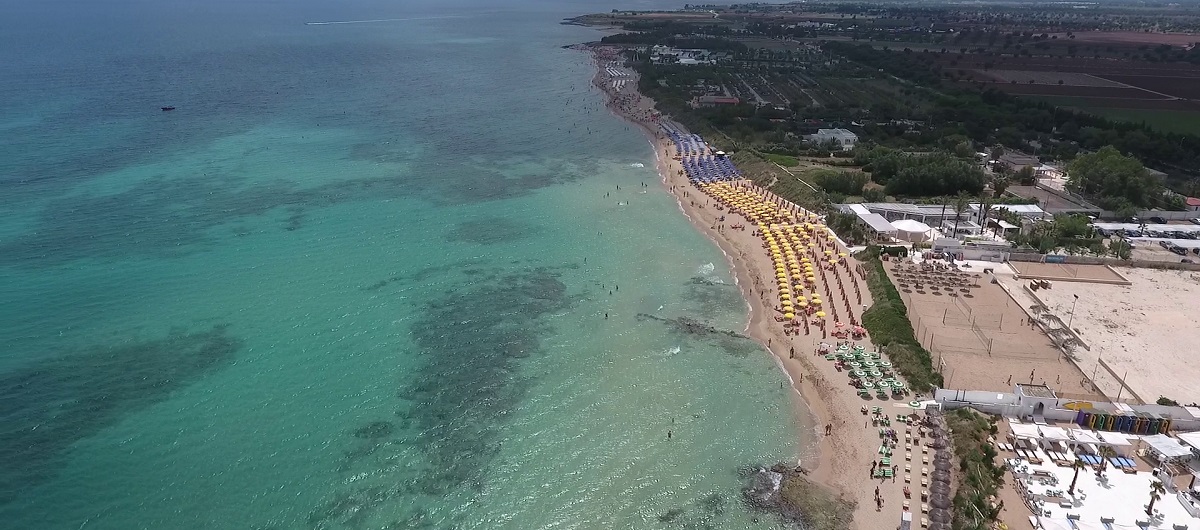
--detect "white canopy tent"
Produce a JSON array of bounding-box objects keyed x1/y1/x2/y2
[
  {"x1": 1142, "y1": 434, "x2": 1192, "y2": 461},
  {"x1": 1040, "y1": 426, "x2": 1071, "y2": 443},
  {"x1": 1096, "y1": 431, "x2": 1132, "y2": 447},
  {"x1": 1178, "y1": 431, "x2": 1200, "y2": 453},
  {"x1": 1068, "y1": 429, "x2": 1103, "y2": 445},
  {"x1": 891, "y1": 219, "x2": 933, "y2": 242},
  {"x1": 1011, "y1": 422, "x2": 1041, "y2": 440}
]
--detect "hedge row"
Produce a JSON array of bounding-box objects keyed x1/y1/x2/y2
[{"x1": 857, "y1": 248, "x2": 943, "y2": 392}]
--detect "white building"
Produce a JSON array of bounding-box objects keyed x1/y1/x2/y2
[{"x1": 808, "y1": 128, "x2": 858, "y2": 150}]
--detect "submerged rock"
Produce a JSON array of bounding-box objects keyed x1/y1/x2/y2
[{"x1": 742, "y1": 464, "x2": 855, "y2": 530}]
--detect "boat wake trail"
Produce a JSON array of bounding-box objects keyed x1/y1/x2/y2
[{"x1": 305, "y1": 15, "x2": 462, "y2": 25}]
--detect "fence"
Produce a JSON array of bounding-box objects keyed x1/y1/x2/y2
[
  {"x1": 1086, "y1": 356, "x2": 1146, "y2": 405},
  {"x1": 1009, "y1": 252, "x2": 1200, "y2": 272}
]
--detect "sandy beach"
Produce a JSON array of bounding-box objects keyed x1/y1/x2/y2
[{"x1": 584, "y1": 45, "x2": 919, "y2": 530}]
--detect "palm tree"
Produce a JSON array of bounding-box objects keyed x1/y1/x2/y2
[
  {"x1": 992, "y1": 174, "x2": 1011, "y2": 197},
  {"x1": 1068, "y1": 459, "x2": 1086, "y2": 495},
  {"x1": 978, "y1": 198, "x2": 994, "y2": 237},
  {"x1": 1146, "y1": 480, "x2": 1166, "y2": 516},
  {"x1": 952, "y1": 193, "x2": 971, "y2": 236}
]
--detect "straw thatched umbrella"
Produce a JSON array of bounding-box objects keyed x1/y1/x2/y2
[
  {"x1": 930, "y1": 482, "x2": 952, "y2": 496},
  {"x1": 930, "y1": 508, "x2": 952, "y2": 523}
]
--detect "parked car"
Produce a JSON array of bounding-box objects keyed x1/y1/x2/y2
[
  {"x1": 1190, "y1": 218, "x2": 1200, "y2": 226},
  {"x1": 1183, "y1": 258, "x2": 1194, "y2": 264},
  {"x1": 1171, "y1": 246, "x2": 1188, "y2": 256},
  {"x1": 1192, "y1": 247, "x2": 1200, "y2": 255},
  {"x1": 1149, "y1": 216, "x2": 1168, "y2": 224},
  {"x1": 1160, "y1": 240, "x2": 1172, "y2": 249}
]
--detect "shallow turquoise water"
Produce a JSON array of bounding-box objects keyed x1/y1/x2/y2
[{"x1": 0, "y1": 1, "x2": 809, "y2": 528}]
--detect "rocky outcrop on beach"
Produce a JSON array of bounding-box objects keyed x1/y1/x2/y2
[{"x1": 742, "y1": 464, "x2": 855, "y2": 530}]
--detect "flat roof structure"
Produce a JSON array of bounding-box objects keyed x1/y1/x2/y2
[
  {"x1": 861, "y1": 212, "x2": 898, "y2": 234},
  {"x1": 1018, "y1": 384, "x2": 1058, "y2": 399}
]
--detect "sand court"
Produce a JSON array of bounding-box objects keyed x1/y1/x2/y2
[
  {"x1": 1028, "y1": 267, "x2": 1200, "y2": 405},
  {"x1": 1010, "y1": 261, "x2": 1131, "y2": 285},
  {"x1": 886, "y1": 259, "x2": 1100, "y2": 396}
]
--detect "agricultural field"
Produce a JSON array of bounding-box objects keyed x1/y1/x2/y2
[
  {"x1": 1030, "y1": 96, "x2": 1200, "y2": 135},
  {"x1": 931, "y1": 52, "x2": 1200, "y2": 132},
  {"x1": 975, "y1": 70, "x2": 1126, "y2": 87},
  {"x1": 985, "y1": 83, "x2": 1162, "y2": 99},
  {"x1": 1101, "y1": 74, "x2": 1200, "y2": 99}
]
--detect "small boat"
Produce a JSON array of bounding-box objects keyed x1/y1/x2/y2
[{"x1": 161, "y1": 106, "x2": 176, "y2": 111}]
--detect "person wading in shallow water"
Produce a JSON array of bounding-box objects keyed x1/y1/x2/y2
[{"x1": 667, "y1": 430, "x2": 672, "y2": 440}]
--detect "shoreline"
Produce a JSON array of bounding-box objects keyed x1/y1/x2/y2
[{"x1": 581, "y1": 44, "x2": 905, "y2": 530}]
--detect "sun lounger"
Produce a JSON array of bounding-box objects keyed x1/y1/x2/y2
[{"x1": 905, "y1": 474, "x2": 911, "y2": 483}]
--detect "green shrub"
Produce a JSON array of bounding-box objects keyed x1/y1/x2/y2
[
  {"x1": 856, "y1": 248, "x2": 942, "y2": 392},
  {"x1": 763, "y1": 153, "x2": 800, "y2": 167},
  {"x1": 946, "y1": 409, "x2": 1004, "y2": 530}
]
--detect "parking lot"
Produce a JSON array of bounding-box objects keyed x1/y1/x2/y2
[{"x1": 1092, "y1": 221, "x2": 1200, "y2": 260}]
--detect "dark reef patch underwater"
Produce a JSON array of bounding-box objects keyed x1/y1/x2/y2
[
  {"x1": 0, "y1": 325, "x2": 241, "y2": 503},
  {"x1": 307, "y1": 267, "x2": 571, "y2": 530}
]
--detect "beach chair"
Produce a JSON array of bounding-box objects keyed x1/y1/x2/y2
[
  {"x1": 921, "y1": 518, "x2": 929, "y2": 528},
  {"x1": 824, "y1": 353, "x2": 836, "y2": 361},
  {"x1": 884, "y1": 468, "x2": 893, "y2": 478},
  {"x1": 921, "y1": 503, "x2": 929, "y2": 513},
  {"x1": 877, "y1": 389, "x2": 888, "y2": 399},
  {"x1": 881, "y1": 457, "x2": 891, "y2": 466},
  {"x1": 905, "y1": 474, "x2": 911, "y2": 483},
  {"x1": 922, "y1": 477, "x2": 929, "y2": 487},
  {"x1": 921, "y1": 467, "x2": 928, "y2": 476},
  {"x1": 906, "y1": 452, "x2": 912, "y2": 460},
  {"x1": 922, "y1": 455, "x2": 929, "y2": 464},
  {"x1": 857, "y1": 388, "x2": 869, "y2": 397},
  {"x1": 905, "y1": 464, "x2": 911, "y2": 472},
  {"x1": 904, "y1": 500, "x2": 910, "y2": 509}
]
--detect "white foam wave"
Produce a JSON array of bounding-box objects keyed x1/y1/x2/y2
[
  {"x1": 629, "y1": 162, "x2": 645, "y2": 168},
  {"x1": 696, "y1": 262, "x2": 716, "y2": 276}
]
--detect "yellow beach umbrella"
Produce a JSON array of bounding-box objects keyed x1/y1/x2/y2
[
  {"x1": 784, "y1": 312, "x2": 795, "y2": 320},
  {"x1": 812, "y1": 299, "x2": 822, "y2": 305},
  {"x1": 816, "y1": 311, "x2": 826, "y2": 318}
]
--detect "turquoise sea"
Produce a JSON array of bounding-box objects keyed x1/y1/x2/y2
[{"x1": 0, "y1": 1, "x2": 809, "y2": 528}]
